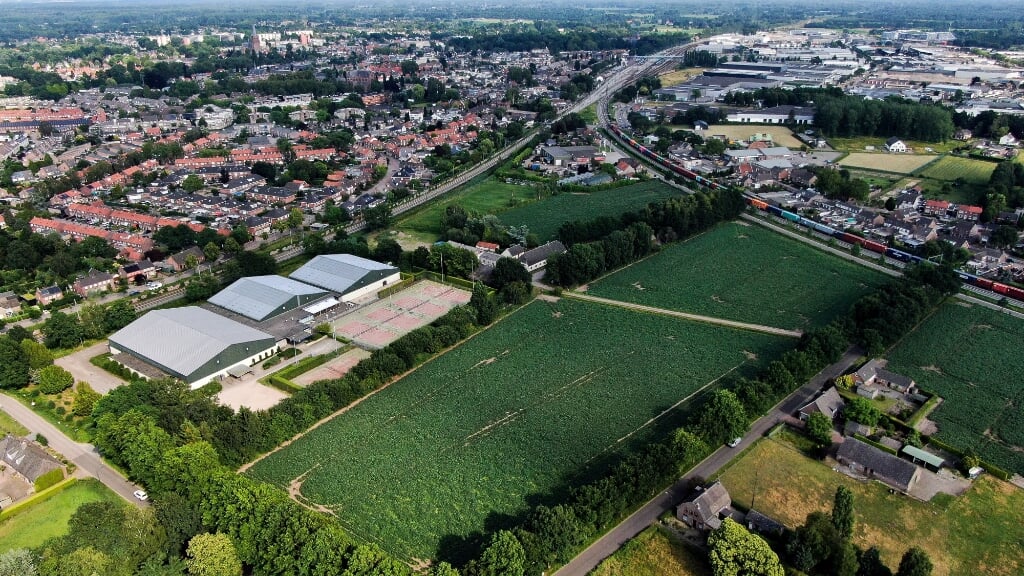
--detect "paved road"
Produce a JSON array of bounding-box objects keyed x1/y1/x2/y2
[
  {"x1": 564, "y1": 291, "x2": 803, "y2": 338},
  {"x1": 0, "y1": 392, "x2": 146, "y2": 506},
  {"x1": 553, "y1": 347, "x2": 862, "y2": 576}
]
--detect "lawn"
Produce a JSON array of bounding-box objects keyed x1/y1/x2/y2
[
  {"x1": 585, "y1": 222, "x2": 888, "y2": 331},
  {"x1": 0, "y1": 479, "x2": 122, "y2": 552},
  {"x1": 247, "y1": 298, "x2": 790, "y2": 562},
  {"x1": 499, "y1": 180, "x2": 682, "y2": 241},
  {"x1": 829, "y1": 136, "x2": 961, "y2": 155},
  {"x1": 717, "y1": 439, "x2": 1024, "y2": 576},
  {"x1": 886, "y1": 302, "x2": 1024, "y2": 475},
  {"x1": 659, "y1": 68, "x2": 704, "y2": 88},
  {"x1": 838, "y1": 152, "x2": 939, "y2": 174},
  {"x1": 916, "y1": 155, "x2": 998, "y2": 184},
  {"x1": 701, "y1": 125, "x2": 804, "y2": 148},
  {"x1": 591, "y1": 526, "x2": 711, "y2": 576},
  {"x1": 0, "y1": 410, "x2": 29, "y2": 437},
  {"x1": 396, "y1": 175, "x2": 539, "y2": 240}
]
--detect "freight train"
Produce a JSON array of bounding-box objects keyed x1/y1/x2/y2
[{"x1": 608, "y1": 121, "x2": 1024, "y2": 303}]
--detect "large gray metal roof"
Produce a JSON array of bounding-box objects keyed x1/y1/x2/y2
[
  {"x1": 289, "y1": 254, "x2": 398, "y2": 295},
  {"x1": 209, "y1": 275, "x2": 327, "y2": 321},
  {"x1": 109, "y1": 307, "x2": 275, "y2": 379}
]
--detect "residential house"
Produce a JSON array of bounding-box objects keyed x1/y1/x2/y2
[
  {"x1": 0, "y1": 290, "x2": 19, "y2": 317},
  {"x1": 923, "y1": 199, "x2": 951, "y2": 217},
  {"x1": 956, "y1": 204, "x2": 983, "y2": 221},
  {"x1": 676, "y1": 482, "x2": 734, "y2": 531},
  {"x1": 998, "y1": 133, "x2": 1019, "y2": 147},
  {"x1": 119, "y1": 260, "x2": 156, "y2": 284},
  {"x1": 798, "y1": 387, "x2": 845, "y2": 421},
  {"x1": 73, "y1": 269, "x2": 116, "y2": 297},
  {"x1": 885, "y1": 137, "x2": 907, "y2": 153},
  {"x1": 0, "y1": 434, "x2": 63, "y2": 484},
  {"x1": 167, "y1": 246, "x2": 205, "y2": 272},
  {"x1": 853, "y1": 359, "x2": 917, "y2": 395},
  {"x1": 954, "y1": 129, "x2": 973, "y2": 141},
  {"x1": 836, "y1": 437, "x2": 921, "y2": 493},
  {"x1": 35, "y1": 285, "x2": 63, "y2": 305}
]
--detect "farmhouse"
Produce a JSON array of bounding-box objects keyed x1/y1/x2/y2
[
  {"x1": 836, "y1": 437, "x2": 921, "y2": 493},
  {"x1": 885, "y1": 138, "x2": 907, "y2": 153},
  {"x1": 0, "y1": 434, "x2": 63, "y2": 483},
  {"x1": 676, "y1": 481, "x2": 734, "y2": 531},
  {"x1": 209, "y1": 275, "x2": 330, "y2": 322},
  {"x1": 798, "y1": 386, "x2": 845, "y2": 421},
  {"x1": 854, "y1": 359, "x2": 917, "y2": 395},
  {"x1": 290, "y1": 254, "x2": 400, "y2": 302},
  {"x1": 108, "y1": 307, "x2": 279, "y2": 388}
]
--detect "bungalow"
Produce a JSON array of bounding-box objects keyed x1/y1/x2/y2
[
  {"x1": 521, "y1": 240, "x2": 567, "y2": 272},
  {"x1": 73, "y1": 269, "x2": 116, "y2": 297},
  {"x1": 798, "y1": 387, "x2": 845, "y2": 421},
  {"x1": 0, "y1": 290, "x2": 19, "y2": 317},
  {"x1": 676, "y1": 482, "x2": 734, "y2": 531},
  {"x1": 0, "y1": 434, "x2": 63, "y2": 484},
  {"x1": 885, "y1": 138, "x2": 907, "y2": 153},
  {"x1": 853, "y1": 359, "x2": 917, "y2": 395},
  {"x1": 836, "y1": 437, "x2": 921, "y2": 493},
  {"x1": 36, "y1": 285, "x2": 63, "y2": 305}
]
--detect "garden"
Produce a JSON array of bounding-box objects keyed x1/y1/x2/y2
[{"x1": 247, "y1": 298, "x2": 790, "y2": 561}]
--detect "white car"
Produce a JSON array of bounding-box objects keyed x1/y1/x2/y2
[
  {"x1": 133, "y1": 490, "x2": 149, "y2": 501},
  {"x1": 146, "y1": 282, "x2": 162, "y2": 290},
  {"x1": 727, "y1": 437, "x2": 743, "y2": 448}
]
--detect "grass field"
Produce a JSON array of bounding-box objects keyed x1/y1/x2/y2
[
  {"x1": 829, "y1": 136, "x2": 961, "y2": 155},
  {"x1": 701, "y1": 125, "x2": 803, "y2": 148},
  {"x1": 886, "y1": 302, "x2": 1024, "y2": 475},
  {"x1": 0, "y1": 479, "x2": 122, "y2": 552},
  {"x1": 916, "y1": 155, "x2": 998, "y2": 184},
  {"x1": 396, "y1": 176, "x2": 538, "y2": 241},
  {"x1": 248, "y1": 298, "x2": 790, "y2": 562},
  {"x1": 0, "y1": 410, "x2": 29, "y2": 437},
  {"x1": 591, "y1": 526, "x2": 711, "y2": 576},
  {"x1": 659, "y1": 68, "x2": 704, "y2": 87},
  {"x1": 718, "y1": 439, "x2": 1024, "y2": 576},
  {"x1": 838, "y1": 152, "x2": 939, "y2": 174},
  {"x1": 499, "y1": 180, "x2": 682, "y2": 241},
  {"x1": 585, "y1": 222, "x2": 888, "y2": 331}
]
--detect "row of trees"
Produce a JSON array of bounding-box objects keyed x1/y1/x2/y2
[{"x1": 814, "y1": 94, "x2": 955, "y2": 142}]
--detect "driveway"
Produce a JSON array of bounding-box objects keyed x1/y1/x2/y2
[{"x1": 55, "y1": 341, "x2": 127, "y2": 394}]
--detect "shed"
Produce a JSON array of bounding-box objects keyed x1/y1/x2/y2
[
  {"x1": 901, "y1": 445, "x2": 944, "y2": 472},
  {"x1": 227, "y1": 364, "x2": 253, "y2": 378}
]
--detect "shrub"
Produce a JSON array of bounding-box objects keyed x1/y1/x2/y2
[
  {"x1": 36, "y1": 365, "x2": 75, "y2": 395},
  {"x1": 33, "y1": 468, "x2": 64, "y2": 491},
  {"x1": 35, "y1": 433, "x2": 48, "y2": 446}
]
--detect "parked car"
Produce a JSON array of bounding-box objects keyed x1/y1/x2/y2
[
  {"x1": 133, "y1": 490, "x2": 149, "y2": 501},
  {"x1": 146, "y1": 282, "x2": 162, "y2": 289},
  {"x1": 727, "y1": 437, "x2": 742, "y2": 448}
]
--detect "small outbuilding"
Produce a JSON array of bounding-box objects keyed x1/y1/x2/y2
[{"x1": 837, "y1": 437, "x2": 921, "y2": 493}]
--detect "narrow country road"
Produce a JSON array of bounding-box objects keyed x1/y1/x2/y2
[
  {"x1": 553, "y1": 347, "x2": 863, "y2": 576},
  {"x1": 0, "y1": 392, "x2": 146, "y2": 506},
  {"x1": 563, "y1": 291, "x2": 803, "y2": 338}
]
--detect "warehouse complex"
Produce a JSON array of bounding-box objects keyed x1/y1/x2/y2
[
  {"x1": 108, "y1": 307, "x2": 279, "y2": 388},
  {"x1": 290, "y1": 254, "x2": 400, "y2": 301},
  {"x1": 209, "y1": 275, "x2": 329, "y2": 322}
]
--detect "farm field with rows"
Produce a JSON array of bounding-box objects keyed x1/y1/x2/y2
[
  {"x1": 916, "y1": 155, "x2": 998, "y2": 184},
  {"x1": 585, "y1": 222, "x2": 888, "y2": 331},
  {"x1": 247, "y1": 298, "x2": 789, "y2": 562},
  {"x1": 886, "y1": 302, "x2": 1024, "y2": 475},
  {"x1": 499, "y1": 180, "x2": 682, "y2": 241}
]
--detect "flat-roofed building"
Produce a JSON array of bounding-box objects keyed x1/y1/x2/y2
[
  {"x1": 289, "y1": 254, "x2": 400, "y2": 302},
  {"x1": 209, "y1": 275, "x2": 329, "y2": 322}
]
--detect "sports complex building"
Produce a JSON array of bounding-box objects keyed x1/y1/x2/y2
[{"x1": 107, "y1": 254, "x2": 401, "y2": 388}]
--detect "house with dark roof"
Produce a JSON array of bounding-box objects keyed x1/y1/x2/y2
[
  {"x1": 854, "y1": 359, "x2": 917, "y2": 396},
  {"x1": 167, "y1": 246, "x2": 206, "y2": 272},
  {"x1": 836, "y1": 437, "x2": 921, "y2": 493},
  {"x1": 520, "y1": 240, "x2": 567, "y2": 272},
  {"x1": 0, "y1": 290, "x2": 19, "y2": 317},
  {"x1": 798, "y1": 386, "x2": 845, "y2": 421},
  {"x1": 885, "y1": 137, "x2": 907, "y2": 153},
  {"x1": 676, "y1": 481, "x2": 734, "y2": 531},
  {"x1": 35, "y1": 285, "x2": 63, "y2": 305},
  {"x1": 73, "y1": 269, "x2": 116, "y2": 297},
  {"x1": 119, "y1": 260, "x2": 156, "y2": 284},
  {"x1": 0, "y1": 434, "x2": 63, "y2": 483}
]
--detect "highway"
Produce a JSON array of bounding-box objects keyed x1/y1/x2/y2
[
  {"x1": 553, "y1": 348, "x2": 863, "y2": 576},
  {"x1": 0, "y1": 392, "x2": 147, "y2": 506}
]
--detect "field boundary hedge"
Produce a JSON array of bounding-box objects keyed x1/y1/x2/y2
[{"x1": 0, "y1": 476, "x2": 77, "y2": 521}]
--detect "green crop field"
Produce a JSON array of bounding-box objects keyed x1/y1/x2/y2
[
  {"x1": 499, "y1": 180, "x2": 682, "y2": 241},
  {"x1": 396, "y1": 176, "x2": 538, "y2": 241},
  {"x1": 838, "y1": 152, "x2": 939, "y2": 174},
  {"x1": 586, "y1": 222, "x2": 888, "y2": 331},
  {"x1": 886, "y1": 302, "x2": 1024, "y2": 475},
  {"x1": 917, "y1": 156, "x2": 998, "y2": 184},
  {"x1": 247, "y1": 299, "x2": 789, "y2": 561},
  {"x1": 0, "y1": 479, "x2": 122, "y2": 552}
]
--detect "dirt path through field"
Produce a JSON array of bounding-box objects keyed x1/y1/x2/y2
[{"x1": 563, "y1": 292, "x2": 803, "y2": 338}]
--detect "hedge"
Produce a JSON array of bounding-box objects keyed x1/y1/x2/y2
[
  {"x1": 0, "y1": 477, "x2": 77, "y2": 521},
  {"x1": 33, "y1": 467, "x2": 65, "y2": 492}
]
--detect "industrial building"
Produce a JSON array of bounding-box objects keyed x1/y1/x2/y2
[
  {"x1": 108, "y1": 307, "x2": 279, "y2": 388},
  {"x1": 289, "y1": 254, "x2": 400, "y2": 301},
  {"x1": 209, "y1": 275, "x2": 330, "y2": 322}
]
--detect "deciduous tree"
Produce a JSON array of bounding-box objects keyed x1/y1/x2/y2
[
  {"x1": 896, "y1": 547, "x2": 933, "y2": 576},
  {"x1": 186, "y1": 533, "x2": 242, "y2": 576},
  {"x1": 708, "y1": 518, "x2": 784, "y2": 576},
  {"x1": 806, "y1": 412, "x2": 834, "y2": 449},
  {"x1": 832, "y1": 486, "x2": 855, "y2": 541}
]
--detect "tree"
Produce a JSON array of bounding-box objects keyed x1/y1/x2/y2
[
  {"x1": 186, "y1": 533, "x2": 242, "y2": 576},
  {"x1": 696, "y1": 389, "x2": 748, "y2": 445},
  {"x1": 202, "y1": 242, "x2": 221, "y2": 263},
  {"x1": 806, "y1": 412, "x2": 834, "y2": 449},
  {"x1": 222, "y1": 237, "x2": 241, "y2": 255},
  {"x1": 0, "y1": 337, "x2": 30, "y2": 389},
  {"x1": 896, "y1": 547, "x2": 933, "y2": 576},
  {"x1": 475, "y1": 530, "x2": 525, "y2": 576},
  {"x1": 36, "y1": 365, "x2": 74, "y2": 394},
  {"x1": 20, "y1": 339, "x2": 53, "y2": 369},
  {"x1": 858, "y1": 547, "x2": 893, "y2": 576},
  {"x1": 72, "y1": 382, "x2": 102, "y2": 417},
  {"x1": 832, "y1": 486, "x2": 855, "y2": 541},
  {"x1": 372, "y1": 238, "x2": 403, "y2": 265},
  {"x1": 42, "y1": 311, "x2": 84, "y2": 350},
  {"x1": 491, "y1": 257, "x2": 531, "y2": 291},
  {"x1": 363, "y1": 203, "x2": 392, "y2": 231},
  {"x1": 844, "y1": 397, "x2": 883, "y2": 427},
  {"x1": 185, "y1": 274, "x2": 222, "y2": 303},
  {"x1": 103, "y1": 300, "x2": 137, "y2": 333},
  {"x1": 5, "y1": 325, "x2": 32, "y2": 344},
  {"x1": 0, "y1": 548, "x2": 37, "y2": 576},
  {"x1": 708, "y1": 518, "x2": 784, "y2": 576},
  {"x1": 287, "y1": 207, "x2": 304, "y2": 230},
  {"x1": 470, "y1": 283, "x2": 498, "y2": 326},
  {"x1": 182, "y1": 175, "x2": 205, "y2": 193}
]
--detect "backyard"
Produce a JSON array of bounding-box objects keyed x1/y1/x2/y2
[{"x1": 0, "y1": 479, "x2": 122, "y2": 553}]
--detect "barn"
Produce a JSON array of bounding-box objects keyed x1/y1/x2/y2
[
  {"x1": 108, "y1": 307, "x2": 279, "y2": 388},
  {"x1": 289, "y1": 254, "x2": 400, "y2": 302},
  {"x1": 209, "y1": 275, "x2": 329, "y2": 322}
]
